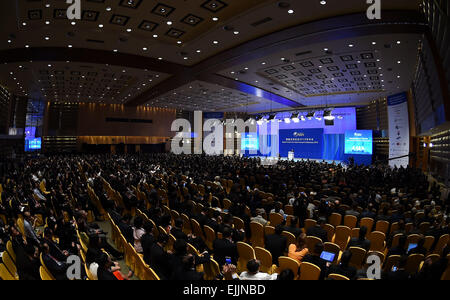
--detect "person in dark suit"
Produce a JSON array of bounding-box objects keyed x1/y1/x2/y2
[
  {"x1": 212, "y1": 227, "x2": 238, "y2": 267},
  {"x1": 117, "y1": 214, "x2": 134, "y2": 244},
  {"x1": 302, "y1": 242, "x2": 329, "y2": 280},
  {"x1": 383, "y1": 255, "x2": 410, "y2": 280},
  {"x1": 43, "y1": 227, "x2": 69, "y2": 262},
  {"x1": 171, "y1": 219, "x2": 189, "y2": 241},
  {"x1": 265, "y1": 225, "x2": 287, "y2": 265},
  {"x1": 327, "y1": 250, "x2": 357, "y2": 280},
  {"x1": 172, "y1": 254, "x2": 205, "y2": 280},
  {"x1": 347, "y1": 226, "x2": 371, "y2": 251},
  {"x1": 169, "y1": 239, "x2": 210, "y2": 280},
  {"x1": 41, "y1": 242, "x2": 69, "y2": 280},
  {"x1": 387, "y1": 234, "x2": 407, "y2": 257},
  {"x1": 285, "y1": 216, "x2": 302, "y2": 238},
  {"x1": 15, "y1": 243, "x2": 40, "y2": 280},
  {"x1": 141, "y1": 221, "x2": 155, "y2": 265},
  {"x1": 149, "y1": 233, "x2": 173, "y2": 280},
  {"x1": 306, "y1": 217, "x2": 328, "y2": 242}
]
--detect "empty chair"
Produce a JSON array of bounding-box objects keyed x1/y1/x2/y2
[
  {"x1": 264, "y1": 225, "x2": 275, "y2": 236},
  {"x1": 433, "y1": 234, "x2": 450, "y2": 255},
  {"x1": 328, "y1": 213, "x2": 342, "y2": 227},
  {"x1": 233, "y1": 216, "x2": 245, "y2": 231},
  {"x1": 299, "y1": 261, "x2": 321, "y2": 280},
  {"x1": 375, "y1": 220, "x2": 389, "y2": 234},
  {"x1": 304, "y1": 219, "x2": 317, "y2": 232},
  {"x1": 181, "y1": 214, "x2": 192, "y2": 235},
  {"x1": 419, "y1": 222, "x2": 430, "y2": 234},
  {"x1": 425, "y1": 253, "x2": 440, "y2": 264},
  {"x1": 1, "y1": 251, "x2": 17, "y2": 278},
  {"x1": 323, "y1": 224, "x2": 335, "y2": 242},
  {"x1": 344, "y1": 215, "x2": 357, "y2": 229},
  {"x1": 368, "y1": 231, "x2": 386, "y2": 252},
  {"x1": 269, "y1": 212, "x2": 284, "y2": 227},
  {"x1": 203, "y1": 225, "x2": 216, "y2": 251},
  {"x1": 250, "y1": 222, "x2": 264, "y2": 248},
  {"x1": 282, "y1": 231, "x2": 296, "y2": 248},
  {"x1": 405, "y1": 254, "x2": 424, "y2": 274},
  {"x1": 351, "y1": 227, "x2": 360, "y2": 238},
  {"x1": 255, "y1": 247, "x2": 276, "y2": 274},
  {"x1": 306, "y1": 236, "x2": 322, "y2": 253},
  {"x1": 360, "y1": 217, "x2": 374, "y2": 234},
  {"x1": 391, "y1": 233, "x2": 403, "y2": 249},
  {"x1": 203, "y1": 258, "x2": 221, "y2": 280},
  {"x1": 389, "y1": 222, "x2": 399, "y2": 236},
  {"x1": 423, "y1": 236, "x2": 435, "y2": 254},
  {"x1": 348, "y1": 247, "x2": 367, "y2": 269},
  {"x1": 0, "y1": 263, "x2": 16, "y2": 280},
  {"x1": 236, "y1": 242, "x2": 256, "y2": 273},
  {"x1": 278, "y1": 256, "x2": 300, "y2": 279},
  {"x1": 333, "y1": 225, "x2": 351, "y2": 251},
  {"x1": 191, "y1": 218, "x2": 205, "y2": 240}
]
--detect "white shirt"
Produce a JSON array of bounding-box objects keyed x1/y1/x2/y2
[{"x1": 239, "y1": 271, "x2": 278, "y2": 280}]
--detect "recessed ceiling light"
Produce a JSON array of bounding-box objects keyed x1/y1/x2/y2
[
  {"x1": 324, "y1": 48, "x2": 328, "y2": 51},
  {"x1": 397, "y1": 41, "x2": 401, "y2": 44},
  {"x1": 98, "y1": 24, "x2": 104, "y2": 28},
  {"x1": 22, "y1": 22, "x2": 27, "y2": 26},
  {"x1": 397, "y1": 60, "x2": 401, "y2": 64},
  {"x1": 183, "y1": 57, "x2": 188, "y2": 60},
  {"x1": 349, "y1": 44, "x2": 354, "y2": 47},
  {"x1": 212, "y1": 17, "x2": 219, "y2": 21},
  {"x1": 45, "y1": 21, "x2": 50, "y2": 25},
  {"x1": 71, "y1": 21, "x2": 76, "y2": 25},
  {"x1": 262, "y1": 62, "x2": 266, "y2": 65},
  {"x1": 126, "y1": 28, "x2": 132, "y2": 32},
  {"x1": 7, "y1": 40, "x2": 11, "y2": 43},
  {"x1": 68, "y1": 45, "x2": 72, "y2": 48},
  {"x1": 113, "y1": 49, "x2": 118, "y2": 52},
  {"x1": 153, "y1": 34, "x2": 158, "y2": 38},
  {"x1": 288, "y1": 9, "x2": 294, "y2": 14},
  {"x1": 213, "y1": 40, "x2": 218, "y2": 44},
  {"x1": 158, "y1": 57, "x2": 163, "y2": 60},
  {"x1": 143, "y1": 47, "x2": 148, "y2": 51},
  {"x1": 106, "y1": 7, "x2": 112, "y2": 11},
  {"x1": 372, "y1": 41, "x2": 376, "y2": 45},
  {"x1": 233, "y1": 31, "x2": 239, "y2": 35},
  {"x1": 177, "y1": 41, "x2": 182, "y2": 44},
  {"x1": 44, "y1": 36, "x2": 50, "y2": 40},
  {"x1": 167, "y1": 21, "x2": 173, "y2": 25},
  {"x1": 397, "y1": 75, "x2": 400, "y2": 78},
  {"x1": 196, "y1": 49, "x2": 201, "y2": 53},
  {"x1": 25, "y1": 45, "x2": 29, "y2": 48},
  {"x1": 376, "y1": 59, "x2": 381, "y2": 62},
  {"x1": 48, "y1": 64, "x2": 52, "y2": 67},
  {"x1": 45, "y1": 3, "x2": 50, "y2": 8}
]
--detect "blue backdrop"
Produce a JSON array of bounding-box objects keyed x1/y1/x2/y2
[{"x1": 279, "y1": 128, "x2": 324, "y2": 159}]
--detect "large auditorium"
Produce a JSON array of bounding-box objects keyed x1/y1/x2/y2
[{"x1": 0, "y1": 0, "x2": 449, "y2": 288}]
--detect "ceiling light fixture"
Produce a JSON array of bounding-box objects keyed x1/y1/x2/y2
[
  {"x1": 212, "y1": 17, "x2": 219, "y2": 21},
  {"x1": 288, "y1": 9, "x2": 294, "y2": 14},
  {"x1": 167, "y1": 21, "x2": 173, "y2": 25},
  {"x1": 320, "y1": 0, "x2": 327, "y2": 5}
]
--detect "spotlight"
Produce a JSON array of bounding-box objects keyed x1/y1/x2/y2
[
  {"x1": 284, "y1": 118, "x2": 291, "y2": 123},
  {"x1": 306, "y1": 111, "x2": 315, "y2": 119},
  {"x1": 323, "y1": 110, "x2": 335, "y2": 120},
  {"x1": 291, "y1": 112, "x2": 300, "y2": 123}
]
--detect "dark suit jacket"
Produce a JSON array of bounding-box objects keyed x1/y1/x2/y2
[
  {"x1": 149, "y1": 243, "x2": 172, "y2": 280},
  {"x1": 327, "y1": 263, "x2": 357, "y2": 280},
  {"x1": 141, "y1": 232, "x2": 155, "y2": 265},
  {"x1": 265, "y1": 234, "x2": 287, "y2": 265},
  {"x1": 213, "y1": 238, "x2": 238, "y2": 267},
  {"x1": 118, "y1": 222, "x2": 134, "y2": 244},
  {"x1": 347, "y1": 237, "x2": 371, "y2": 251},
  {"x1": 306, "y1": 226, "x2": 328, "y2": 243},
  {"x1": 285, "y1": 226, "x2": 303, "y2": 238},
  {"x1": 43, "y1": 253, "x2": 68, "y2": 280}
]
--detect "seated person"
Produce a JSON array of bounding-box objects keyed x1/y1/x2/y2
[
  {"x1": 288, "y1": 233, "x2": 309, "y2": 263},
  {"x1": 327, "y1": 250, "x2": 357, "y2": 280},
  {"x1": 233, "y1": 259, "x2": 278, "y2": 280},
  {"x1": 302, "y1": 242, "x2": 329, "y2": 280},
  {"x1": 96, "y1": 252, "x2": 133, "y2": 280},
  {"x1": 213, "y1": 227, "x2": 238, "y2": 267},
  {"x1": 265, "y1": 225, "x2": 287, "y2": 265},
  {"x1": 41, "y1": 242, "x2": 69, "y2": 280},
  {"x1": 407, "y1": 237, "x2": 427, "y2": 256},
  {"x1": 347, "y1": 226, "x2": 371, "y2": 251}
]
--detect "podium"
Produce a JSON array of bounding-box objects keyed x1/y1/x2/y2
[{"x1": 288, "y1": 151, "x2": 295, "y2": 160}]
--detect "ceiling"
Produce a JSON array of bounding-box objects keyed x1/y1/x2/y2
[{"x1": 0, "y1": 0, "x2": 426, "y2": 113}]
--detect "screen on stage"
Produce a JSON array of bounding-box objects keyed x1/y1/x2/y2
[
  {"x1": 25, "y1": 137, "x2": 42, "y2": 151},
  {"x1": 241, "y1": 132, "x2": 259, "y2": 151},
  {"x1": 279, "y1": 128, "x2": 324, "y2": 159},
  {"x1": 344, "y1": 130, "x2": 373, "y2": 155}
]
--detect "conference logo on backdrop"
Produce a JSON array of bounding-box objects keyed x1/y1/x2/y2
[{"x1": 170, "y1": 111, "x2": 280, "y2": 165}]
